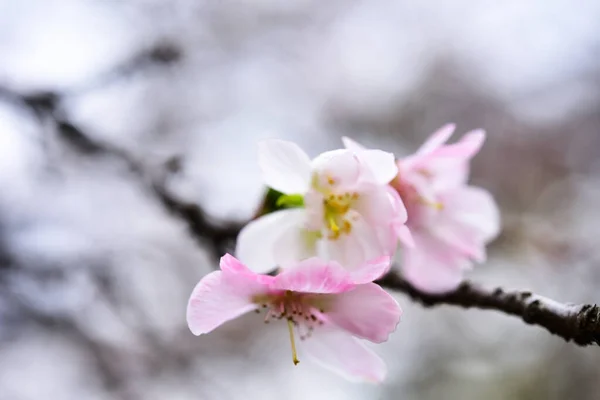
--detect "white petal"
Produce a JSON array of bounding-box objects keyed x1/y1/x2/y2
[
  {"x1": 235, "y1": 209, "x2": 305, "y2": 273},
  {"x1": 301, "y1": 329, "x2": 386, "y2": 383},
  {"x1": 312, "y1": 149, "x2": 361, "y2": 191},
  {"x1": 273, "y1": 212, "x2": 318, "y2": 268},
  {"x1": 258, "y1": 140, "x2": 312, "y2": 194},
  {"x1": 323, "y1": 235, "x2": 366, "y2": 270},
  {"x1": 303, "y1": 189, "x2": 325, "y2": 231},
  {"x1": 358, "y1": 149, "x2": 398, "y2": 185},
  {"x1": 323, "y1": 214, "x2": 383, "y2": 270},
  {"x1": 354, "y1": 185, "x2": 396, "y2": 226},
  {"x1": 342, "y1": 137, "x2": 400, "y2": 185}
]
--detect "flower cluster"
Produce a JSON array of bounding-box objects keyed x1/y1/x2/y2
[{"x1": 186, "y1": 125, "x2": 500, "y2": 383}]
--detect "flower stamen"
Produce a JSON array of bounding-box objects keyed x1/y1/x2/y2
[
  {"x1": 287, "y1": 318, "x2": 300, "y2": 365},
  {"x1": 328, "y1": 214, "x2": 340, "y2": 234},
  {"x1": 321, "y1": 192, "x2": 358, "y2": 239}
]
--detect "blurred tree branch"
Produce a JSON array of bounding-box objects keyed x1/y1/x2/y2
[{"x1": 0, "y1": 42, "x2": 242, "y2": 259}]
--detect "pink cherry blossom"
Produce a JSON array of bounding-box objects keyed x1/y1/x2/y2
[
  {"x1": 187, "y1": 254, "x2": 401, "y2": 383},
  {"x1": 343, "y1": 125, "x2": 500, "y2": 293},
  {"x1": 235, "y1": 140, "x2": 408, "y2": 273}
]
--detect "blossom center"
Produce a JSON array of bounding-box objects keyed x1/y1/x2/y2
[
  {"x1": 253, "y1": 291, "x2": 328, "y2": 365},
  {"x1": 322, "y1": 192, "x2": 358, "y2": 240}
]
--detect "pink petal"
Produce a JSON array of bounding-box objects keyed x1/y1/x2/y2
[
  {"x1": 220, "y1": 254, "x2": 274, "y2": 284},
  {"x1": 301, "y1": 329, "x2": 387, "y2": 383},
  {"x1": 396, "y1": 225, "x2": 414, "y2": 248},
  {"x1": 220, "y1": 253, "x2": 255, "y2": 275},
  {"x1": 401, "y1": 231, "x2": 470, "y2": 293},
  {"x1": 235, "y1": 209, "x2": 306, "y2": 273},
  {"x1": 441, "y1": 186, "x2": 500, "y2": 242},
  {"x1": 270, "y1": 258, "x2": 354, "y2": 293},
  {"x1": 415, "y1": 123, "x2": 456, "y2": 156},
  {"x1": 432, "y1": 219, "x2": 487, "y2": 262},
  {"x1": 398, "y1": 169, "x2": 439, "y2": 204},
  {"x1": 326, "y1": 283, "x2": 401, "y2": 343},
  {"x1": 407, "y1": 129, "x2": 486, "y2": 192},
  {"x1": 429, "y1": 159, "x2": 469, "y2": 191},
  {"x1": 442, "y1": 231, "x2": 485, "y2": 262},
  {"x1": 349, "y1": 256, "x2": 391, "y2": 284},
  {"x1": 186, "y1": 270, "x2": 268, "y2": 335},
  {"x1": 258, "y1": 139, "x2": 312, "y2": 194},
  {"x1": 432, "y1": 129, "x2": 485, "y2": 160},
  {"x1": 312, "y1": 149, "x2": 361, "y2": 191}
]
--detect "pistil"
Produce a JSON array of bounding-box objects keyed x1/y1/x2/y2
[{"x1": 287, "y1": 318, "x2": 299, "y2": 365}]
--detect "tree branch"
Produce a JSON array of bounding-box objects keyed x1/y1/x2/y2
[
  {"x1": 1, "y1": 84, "x2": 242, "y2": 261},
  {"x1": 376, "y1": 271, "x2": 600, "y2": 347},
  {"x1": 3, "y1": 71, "x2": 600, "y2": 349}
]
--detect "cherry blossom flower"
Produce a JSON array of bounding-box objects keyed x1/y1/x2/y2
[
  {"x1": 187, "y1": 254, "x2": 401, "y2": 382},
  {"x1": 235, "y1": 140, "x2": 408, "y2": 273},
  {"x1": 343, "y1": 125, "x2": 500, "y2": 293}
]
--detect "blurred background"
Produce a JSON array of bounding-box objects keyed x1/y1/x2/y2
[{"x1": 1, "y1": 0, "x2": 600, "y2": 399}]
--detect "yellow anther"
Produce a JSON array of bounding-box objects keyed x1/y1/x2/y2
[
  {"x1": 342, "y1": 219, "x2": 352, "y2": 234},
  {"x1": 321, "y1": 190, "x2": 360, "y2": 239},
  {"x1": 328, "y1": 215, "x2": 340, "y2": 234}
]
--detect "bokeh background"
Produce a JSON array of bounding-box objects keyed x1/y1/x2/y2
[{"x1": 2, "y1": 1, "x2": 600, "y2": 399}]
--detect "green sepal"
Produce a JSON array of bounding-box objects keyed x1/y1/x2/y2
[{"x1": 276, "y1": 193, "x2": 305, "y2": 208}]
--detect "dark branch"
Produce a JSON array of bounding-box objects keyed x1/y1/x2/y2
[
  {"x1": 50, "y1": 109, "x2": 242, "y2": 259},
  {"x1": 376, "y1": 270, "x2": 600, "y2": 347},
  {"x1": 1, "y1": 78, "x2": 241, "y2": 261},
  {"x1": 152, "y1": 184, "x2": 244, "y2": 257}
]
